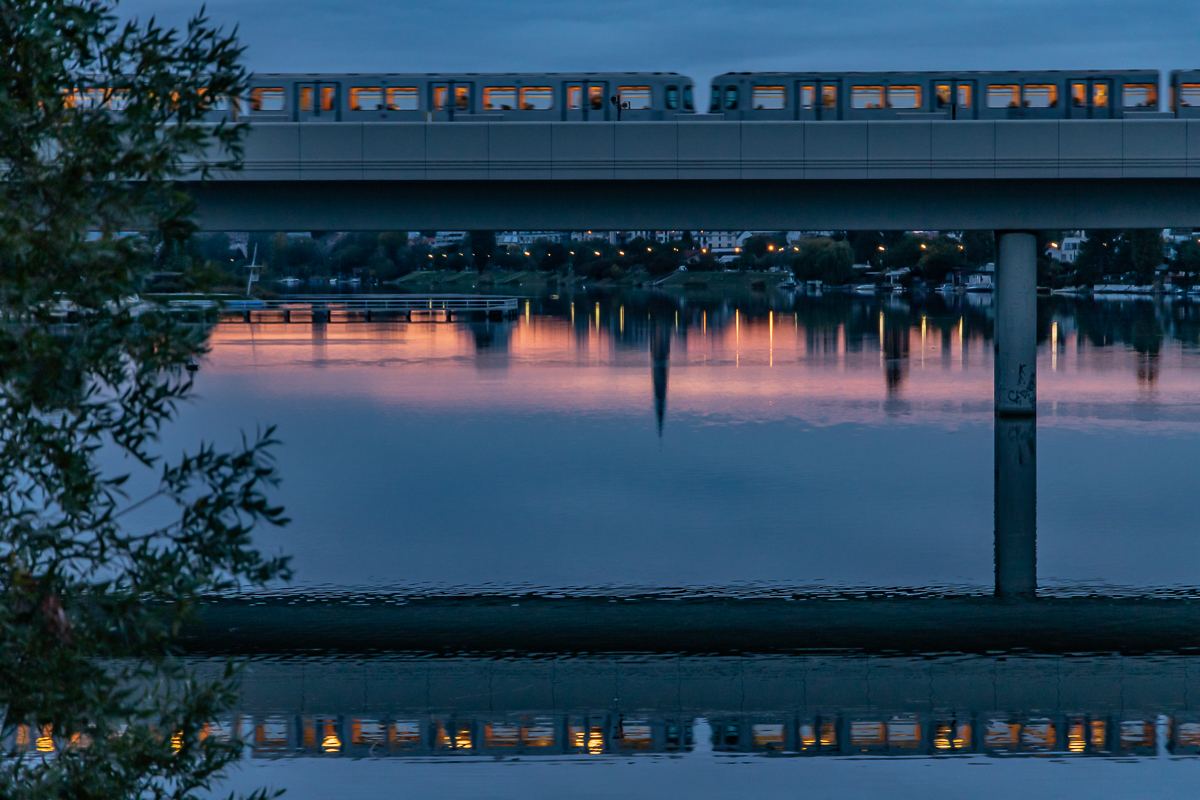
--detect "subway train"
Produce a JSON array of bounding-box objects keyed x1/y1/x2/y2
[
  {"x1": 708, "y1": 70, "x2": 1177, "y2": 120},
  {"x1": 231, "y1": 72, "x2": 695, "y2": 124},
  {"x1": 201, "y1": 69, "x2": 1200, "y2": 123}
]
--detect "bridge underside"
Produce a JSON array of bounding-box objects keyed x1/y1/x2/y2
[{"x1": 191, "y1": 177, "x2": 1200, "y2": 231}]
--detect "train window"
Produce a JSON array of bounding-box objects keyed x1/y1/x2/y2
[
  {"x1": 887, "y1": 85, "x2": 921, "y2": 109},
  {"x1": 520, "y1": 87, "x2": 554, "y2": 110},
  {"x1": 958, "y1": 84, "x2": 972, "y2": 107},
  {"x1": 455, "y1": 86, "x2": 470, "y2": 111},
  {"x1": 986, "y1": 85, "x2": 1020, "y2": 108},
  {"x1": 822, "y1": 85, "x2": 837, "y2": 109},
  {"x1": 349, "y1": 87, "x2": 383, "y2": 111},
  {"x1": 588, "y1": 85, "x2": 605, "y2": 110},
  {"x1": 801, "y1": 85, "x2": 815, "y2": 109},
  {"x1": 1180, "y1": 84, "x2": 1200, "y2": 107},
  {"x1": 666, "y1": 85, "x2": 679, "y2": 110},
  {"x1": 851, "y1": 86, "x2": 884, "y2": 109},
  {"x1": 936, "y1": 84, "x2": 951, "y2": 108},
  {"x1": 1023, "y1": 85, "x2": 1057, "y2": 108},
  {"x1": 250, "y1": 87, "x2": 285, "y2": 112},
  {"x1": 299, "y1": 87, "x2": 313, "y2": 112},
  {"x1": 619, "y1": 86, "x2": 652, "y2": 109},
  {"x1": 320, "y1": 86, "x2": 335, "y2": 112},
  {"x1": 752, "y1": 86, "x2": 786, "y2": 110},
  {"x1": 1071, "y1": 83, "x2": 1087, "y2": 107},
  {"x1": 710, "y1": 86, "x2": 721, "y2": 112},
  {"x1": 725, "y1": 86, "x2": 739, "y2": 110},
  {"x1": 483, "y1": 87, "x2": 516, "y2": 111},
  {"x1": 386, "y1": 87, "x2": 418, "y2": 110},
  {"x1": 683, "y1": 85, "x2": 693, "y2": 110},
  {"x1": 433, "y1": 86, "x2": 448, "y2": 110},
  {"x1": 1122, "y1": 83, "x2": 1156, "y2": 107},
  {"x1": 1093, "y1": 83, "x2": 1109, "y2": 107},
  {"x1": 567, "y1": 86, "x2": 582, "y2": 110}
]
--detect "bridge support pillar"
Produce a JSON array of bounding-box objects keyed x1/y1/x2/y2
[
  {"x1": 995, "y1": 416, "x2": 1036, "y2": 598},
  {"x1": 994, "y1": 231, "x2": 1037, "y2": 416}
]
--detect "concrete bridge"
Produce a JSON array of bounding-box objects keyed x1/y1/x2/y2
[{"x1": 191, "y1": 119, "x2": 1200, "y2": 232}]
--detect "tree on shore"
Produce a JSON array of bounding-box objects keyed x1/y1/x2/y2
[{"x1": 1, "y1": 3, "x2": 288, "y2": 799}]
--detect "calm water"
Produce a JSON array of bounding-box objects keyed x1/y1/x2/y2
[
  {"x1": 154, "y1": 289, "x2": 1200, "y2": 797},
  {"x1": 159, "y1": 291, "x2": 1200, "y2": 594}
]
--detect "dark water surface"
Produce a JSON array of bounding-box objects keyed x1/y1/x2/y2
[
  {"x1": 163, "y1": 290, "x2": 1200, "y2": 796},
  {"x1": 168, "y1": 291, "x2": 1200, "y2": 594}
]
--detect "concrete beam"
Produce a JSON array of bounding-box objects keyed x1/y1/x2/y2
[{"x1": 191, "y1": 177, "x2": 1200, "y2": 231}]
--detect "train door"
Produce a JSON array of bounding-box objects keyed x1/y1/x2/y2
[
  {"x1": 565, "y1": 82, "x2": 584, "y2": 121},
  {"x1": 586, "y1": 81, "x2": 608, "y2": 120},
  {"x1": 797, "y1": 81, "x2": 818, "y2": 120},
  {"x1": 932, "y1": 80, "x2": 975, "y2": 119},
  {"x1": 296, "y1": 81, "x2": 339, "y2": 122},
  {"x1": 452, "y1": 82, "x2": 473, "y2": 118},
  {"x1": 953, "y1": 80, "x2": 975, "y2": 119},
  {"x1": 817, "y1": 79, "x2": 840, "y2": 120},
  {"x1": 430, "y1": 82, "x2": 451, "y2": 121},
  {"x1": 1068, "y1": 79, "x2": 1112, "y2": 119}
]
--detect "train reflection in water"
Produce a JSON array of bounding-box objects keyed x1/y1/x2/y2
[{"x1": 137, "y1": 709, "x2": 1200, "y2": 759}]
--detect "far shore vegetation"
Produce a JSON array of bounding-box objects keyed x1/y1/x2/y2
[{"x1": 154, "y1": 227, "x2": 1193, "y2": 297}]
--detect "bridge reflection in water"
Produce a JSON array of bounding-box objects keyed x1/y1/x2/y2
[{"x1": 172, "y1": 653, "x2": 1200, "y2": 761}]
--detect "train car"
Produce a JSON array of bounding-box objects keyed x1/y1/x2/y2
[
  {"x1": 708, "y1": 70, "x2": 1162, "y2": 121},
  {"x1": 237, "y1": 73, "x2": 695, "y2": 123},
  {"x1": 1170, "y1": 70, "x2": 1200, "y2": 118}
]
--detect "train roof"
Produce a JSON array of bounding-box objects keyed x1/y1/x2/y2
[
  {"x1": 250, "y1": 72, "x2": 691, "y2": 79},
  {"x1": 712, "y1": 69, "x2": 1161, "y2": 77}
]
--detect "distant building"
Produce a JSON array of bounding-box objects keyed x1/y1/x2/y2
[
  {"x1": 1052, "y1": 235, "x2": 1084, "y2": 263},
  {"x1": 497, "y1": 231, "x2": 565, "y2": 249},
  {"x1": 433, "y1": 231, "x2": 467, "y2": 248},
  {"x1": 697, "y1": 231, "x2": 740, "y2": 252}
]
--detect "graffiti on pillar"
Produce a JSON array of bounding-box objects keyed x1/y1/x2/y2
[{"x1": 1006, "y1": 364, "x2": 1036, "y2": 407}]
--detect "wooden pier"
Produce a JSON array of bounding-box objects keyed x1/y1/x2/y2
[{"x1": 168, "y1": 294, "x2": 519, "y2": 323}]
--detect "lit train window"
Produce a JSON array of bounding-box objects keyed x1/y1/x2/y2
[
  {"x1": 567, "y1": 86, "x2": 582, "y2": 110},
  {"x1": 666, "y1": 85, "x2": 679, "y2": 110},
  {"x1": 588, "y1": 85, "x2": 604, "y2": 110},
  {"x1": 519, "y1": 86, "x2": 554, "y2": 110},
  {"x1": 1180, "y1": 84, "x2": 1200, "y2": 107},
  {"x1": 800, "y1": 85, "x2": 815, "y2": 108},
  {"x1": 1122, "y1": 83, "x2": 1157, "y2": 107},
  {"x1": 1071, "y1": 83, "x2": 1087, "y2": 107},
  {"x1": 958, "y1": 84, "x2": 972, "y2": 107},
  {"x1": 320, "y1": 86, "x2": 335, "y2": 112},
  {"x1": 986, "y1": 85, "x2": 1020, "y2": 108},
  {"x1": 349, "y1": 87, "x2": 383, "y2": 111},
  {"x1": 387, "y1": 87, "x2": 418, "y2": 110},
  {"x1": 250, "y1": 87, "x2": 285, "y2": 112},
  {"x1": 822, "y1": 85, "x2": 837, "y2": 109},
  {"x1": 851, "y1": 86, "x2": 884, "y2": 109},
  {"x1": 683, "y1": 85, "x2": 693, "y2": 110},
  {"x1": 483, "y1": 87, "x2": 516, "y2": 111},
  {"x1": 1093, "y1": 83, "x2": 1109, "y2": 107},
  {"x1": 752, "y1": 86, "x2": 786, "y2": 109},
  {"x1": 887, "y1": 85, "x2": 921, "y2": 109},
  {"x1": 455, "y1": 86, "x2": 470, "y2": 111},
  {"x1": 1023, "y1": 84, "x2": 1057, "y2": 108},
  {"x1": 936, "y1": 84, "x2": 951, "y2": 108},
  {"x1": 619, "y1": 86, "x2": 652, "y2": 109},
  {"x1": 433, "y1": 86, "x2": 448, "y2": 110},
  {"x1": 299, "y1": 86, "x2": 313, "y2": 111}
]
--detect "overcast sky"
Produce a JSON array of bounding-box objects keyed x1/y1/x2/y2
[{"x1": 123, "y1": 0, "x2": 1197, "y2": 83}]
